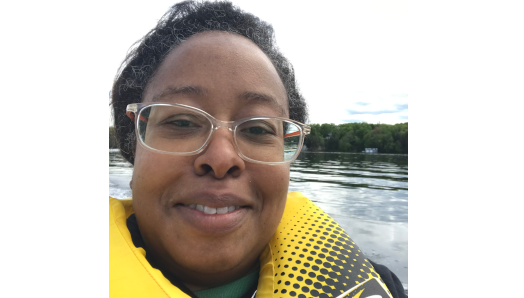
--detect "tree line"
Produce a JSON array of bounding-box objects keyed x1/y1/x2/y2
[
  {"x1": 303, "y1": 122, "x2": 408, "y2": 154},
  {"x1": 110, "y1": 122, "x2": 408, "y2": 153}
]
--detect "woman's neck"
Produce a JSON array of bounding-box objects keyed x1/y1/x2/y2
[
  {"x1": 142, "y1": 239, "x2": 261, "y2": 292},
  {"x1": 183, "y1": 261, "x2": 260, "y2": 292}
]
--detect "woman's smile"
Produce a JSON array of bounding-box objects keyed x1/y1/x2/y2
[
  {"x1": 171, "y1": 191, "x2": 253, "y2": 235},
  {"x1": 174, "y1": 204, "x2": 250, "y2": 235}
]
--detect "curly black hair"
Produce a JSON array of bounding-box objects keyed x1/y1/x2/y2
[{"x1": 111, "y1": 0, "x2": 308, "y2": 164}]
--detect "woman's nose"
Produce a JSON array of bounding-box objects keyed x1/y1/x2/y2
[{"x1": 193, "y1": 127, "x2": 245, "y2": 178}]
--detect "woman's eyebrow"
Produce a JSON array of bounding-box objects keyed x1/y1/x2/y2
[
  {"x1": 151, "y1": 86, "x2": 287, "y2": 116},
  {"x1": 151, "y1": 85, "x2": 207, "y2": 102},
  {"x1": 239, "y1": 91, "x2": 287, "y2": 116}
]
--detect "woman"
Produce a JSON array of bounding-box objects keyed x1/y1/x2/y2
[{"x1": 109, "y1": 1, "x2": 406, "y2": 297}]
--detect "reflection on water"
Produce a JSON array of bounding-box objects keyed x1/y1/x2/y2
[
  {"x1": 290, "y1": 152, "x2": 408, "y2": 223},
  {"x1": 109, "y1": 149, "x2": 133, "y2": 198},
  {"x1": 109, "y1": 150, "x2": 408, "y2": 289}
]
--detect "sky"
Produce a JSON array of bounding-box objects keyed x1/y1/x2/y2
[{"x1": 106, "y1": 0, "x2": 408, "y2": 126}]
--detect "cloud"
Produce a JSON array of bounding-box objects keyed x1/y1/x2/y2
[
  {"x1": 308, "y1": 92, "x2": 408, "y2": 125},
  {"x1": 343, "y1": 119, "x2": 367, "y2": 123},
  {"x1": 392, "y1": 93, "x2": 408, "y2": 98},
  {"x1": 347, "y1": 109, "x2": 397, "y2": 115},
  {"x1": 346, "y1": 103, "x2": 408, "y2": 115},
  {"x1": 395, "y1": 104, "x2": 408, "y2": 111},
  {"x1": 340, "y1": 113, "x2": 407, "y2": 125}
]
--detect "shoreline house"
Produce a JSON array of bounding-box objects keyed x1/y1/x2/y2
[{"x1": 363, "y1": 148, "x2": 378, "y2": 153}]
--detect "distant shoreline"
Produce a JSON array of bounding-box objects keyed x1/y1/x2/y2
[{"x1": 300, "y1": 151, "x2": 408, "y2": 156}]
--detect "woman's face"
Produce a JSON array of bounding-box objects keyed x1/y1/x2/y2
[{"x1": 131, "y1": 31, "x2": 290, "y2": 288}]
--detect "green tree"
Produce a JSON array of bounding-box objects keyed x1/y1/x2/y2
[
  {"x1": 338, "y1": 133, "x2": 352, "y2": 152},
  {"x1": 319, "y1": 123, "x2": 336, "y2": 137},
  {"x1": 304, "y1": 124, "x2": 325, "y2": 151},
  {"x1": 302, "y1": 122, "x2": 407, "y2": 153}
]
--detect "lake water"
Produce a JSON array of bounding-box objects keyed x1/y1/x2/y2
[{"x1": 109, "y1": 150, "x2": 408, "y2": 291}]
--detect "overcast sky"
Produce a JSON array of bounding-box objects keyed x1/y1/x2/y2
[{"x1": 106, "y1": 0, "x2": 408, "y2": 125}]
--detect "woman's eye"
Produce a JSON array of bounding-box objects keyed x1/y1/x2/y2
[
  {"x1": 247, "y1": 126, "x2": 270, "y2": 135},
  {"x1": 170, "y1": 120, "x2": 196, "y2": 127}
]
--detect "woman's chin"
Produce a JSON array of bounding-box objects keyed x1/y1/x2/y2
[{"x1": 178, "y1": 249, "x2": 254, "y2": 275}]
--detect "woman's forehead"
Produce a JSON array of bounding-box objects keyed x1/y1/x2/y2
[
  {"x1": 149, "y1": 85, "x2": 287, "y2": 117},
  {"x1": 143, "y1": 31, "x2": 288, "y2": 117}
]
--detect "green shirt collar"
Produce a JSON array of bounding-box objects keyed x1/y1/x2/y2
[{"x1": 194, "y1": 269, "x2": 259, "y2": 298}]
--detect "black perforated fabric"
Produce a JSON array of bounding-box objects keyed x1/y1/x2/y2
[{"x1": 268, "y1": 192, "x2": 393, "y2": 298}]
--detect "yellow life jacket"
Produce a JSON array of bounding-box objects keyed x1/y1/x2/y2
[{"x1": 110, "y1": 191, "x2": 393, "y2": 298}]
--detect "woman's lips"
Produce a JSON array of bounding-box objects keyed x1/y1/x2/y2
[
  {"x1": 187, "y1": 204, "x2": 240, "y2": 214},
  {"x1": 174, "y1": 204, "x2": 250, "y2": 235}
]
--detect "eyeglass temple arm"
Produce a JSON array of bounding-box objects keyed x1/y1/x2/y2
[
  {"x1": 126, "y1": 104, "x2": 148, "y2": 123},
  {"x1": 284, "y1": 131, "x2": 300, "y2": 138},
  {"x1": 283, "y1": 125, "x2": 311, "y2": 138},
  {"x1": 126, "y1": 104, "x2": 137, "y2": 121},
  {"x1": 303, "y1": 126, "x2": 311, "y2": 135}
]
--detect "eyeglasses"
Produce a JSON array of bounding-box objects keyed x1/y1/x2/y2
[{"x1": 126, "y1": 103, "x2": 310, "y2": 165}]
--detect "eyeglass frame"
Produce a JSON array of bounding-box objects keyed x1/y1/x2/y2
[{"x1": 126, "y1": 102, "x2": 311, "y2": 165}]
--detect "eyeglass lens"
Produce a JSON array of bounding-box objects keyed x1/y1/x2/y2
[{"x1": 137, "y1": 105, "x2": 301, "y2": 163}]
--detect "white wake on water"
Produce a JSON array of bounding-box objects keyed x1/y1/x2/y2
[{"x1": 109, "y1": 176, "x2": 132, "y2": 199}]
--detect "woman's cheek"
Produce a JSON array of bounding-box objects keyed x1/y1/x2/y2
[{"x1": 257, "y1": 165, "x2": 290, "y2": 211}]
